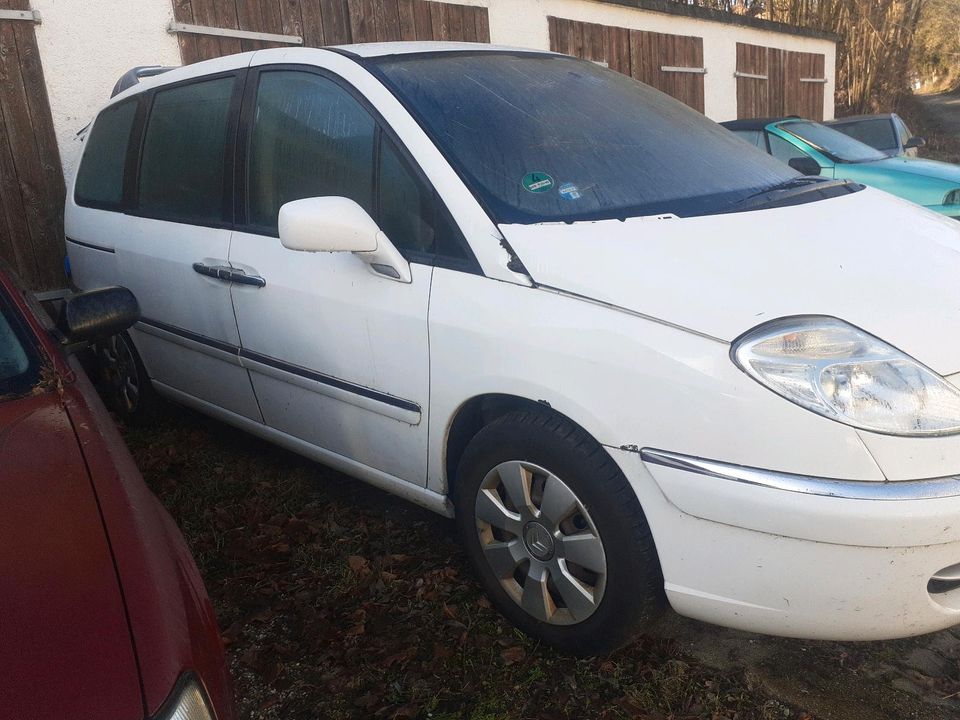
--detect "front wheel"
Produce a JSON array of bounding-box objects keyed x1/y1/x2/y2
[
  {"x1": 454, "y1": 409, "x2": 664, "y2": 656},
  {"x1": 94, "y1": 331, "x2": 157, "y2": 425}
]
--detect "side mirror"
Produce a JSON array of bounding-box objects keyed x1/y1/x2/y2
[
  {"x1": 788, "y1": 157, "x2": 822, "y2": 176},
  {"x1": 57, "y1": 287, "x2": 140, "y2": 349},
  {"x1": 904, "y1": 136, "x2": 926, "y2": 150},
  {"x1": 279, "y1": 196, "x2": 380, "y2": 253},
  {"x1": 278, "y1": 197, "x2": 411, "y2": 283}
]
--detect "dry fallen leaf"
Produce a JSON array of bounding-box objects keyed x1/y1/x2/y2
[{"x1": 501, "y1": 646, "x2": 526, "y2": 665}]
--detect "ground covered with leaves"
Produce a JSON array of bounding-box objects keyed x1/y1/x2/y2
[{"x1": 123, "y1": 405, "x2": 804, "y2": 720}]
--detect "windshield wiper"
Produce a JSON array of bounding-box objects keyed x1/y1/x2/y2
[{"x1": 725, "y1": 178, "x2": 860, "y2": 213}]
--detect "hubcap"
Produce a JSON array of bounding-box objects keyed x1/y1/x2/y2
[
  {"x1": 97, "y1": 335, "x2": 140, "y2": 413},
  {"x1": 474, "y1": 461, "x2": 607, "y2": 625}
]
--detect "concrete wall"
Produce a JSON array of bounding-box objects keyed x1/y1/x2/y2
[
  {"x1": 458, "y1": 0, "x2": 836, "y2": 121},
  {"x1": 30, "y1": 0, "x2": 835, "y2": 179},
  {"x1": 32, "y1": 0, "x2": 181, "y2": 180}
]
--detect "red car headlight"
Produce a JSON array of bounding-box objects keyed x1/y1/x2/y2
[{"x1": 159, "y1": 676, "x2": 214, "y2": 720}]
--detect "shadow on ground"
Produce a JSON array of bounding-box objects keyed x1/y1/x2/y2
[{"x1": 121, "y1": 402, "x2": 959, "y2": 720}]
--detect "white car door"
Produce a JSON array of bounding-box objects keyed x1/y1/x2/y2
[
  {"x1": 117, "y1": 65, "x2": 261, "y2": 420},
  {"x1": 228, "y1": 64, "x2": 474, "y2": 485}
]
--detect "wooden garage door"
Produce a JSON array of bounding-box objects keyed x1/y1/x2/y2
[
  {"x1": 172, "y1": 0, "x2": 490, "y2": 65},
  {"x1": 548, "y1": 17, "x2": 705, "y2": 113},
  {"x1": 0, "y1": 1, "x2": 65, "y2": 290},
  {"x1": 736, "y1": 42, "x2": 825, "y2": 120}
]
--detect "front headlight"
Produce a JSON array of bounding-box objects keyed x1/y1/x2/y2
[
  {"x1": 161, "y1": 677, "x2": 214, "y2": 720},
  {"x1": 732, "y1": 316, "x2": 960, "y2": 436},
  {"x1": 944, "y1": 188, "x2": 960, "y2": 206}
]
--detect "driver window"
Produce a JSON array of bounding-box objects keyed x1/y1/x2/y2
[
  {"x1": 768, "y1": 133, "x2": 811, "y2": 165},
  {"x1": 247, "y1": 70, "x2": 376, "y2": 233}
]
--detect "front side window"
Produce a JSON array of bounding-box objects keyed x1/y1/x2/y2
[
  {"x1": 894, "y1": 116, "x2": 913, "y2": 147},
  {"x1": 0, "y1": 292, "x2": 40, "y2": 398},
  {"x1": 377, "y1": 135, "x2": 435, "y2": 254},
  {"x1": 768, "y1": 133, "x2": 812, "y2": 165},
  {"x1": 778, "y1": 121, "x2": 887, "y2": 164},
  {"x1": 75, "y1": 99, "x2": 137, "y2": 208},
  {"x1": 370, "y1": 52, "x2": 797, "y2": 223},
  {"x1": 138, "y1": 77, "x2": 235, "y2": 224},
  {"x1": 248, "y1": 70, "x2": 376, "y2": 231}
]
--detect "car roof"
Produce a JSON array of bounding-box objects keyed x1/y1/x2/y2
[
  {"x1": 106, "y1": 42, "x2": 560, "y2": 107},
  {"x1": 719, "y1": 116, "x2": 800, "y2": 131},
  {"x1": 332, "y1": 41, "x2": 555, "y2": 58}
]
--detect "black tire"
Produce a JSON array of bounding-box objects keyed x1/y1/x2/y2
[
  {"x1": 454, "y1": 409, "x2": 664, "y2": 656},
  {"x1": 93, "y1": 331, "x2": 158, "y2": 426}
]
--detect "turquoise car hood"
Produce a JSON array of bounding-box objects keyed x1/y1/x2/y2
[
  {"x1": 867, "y1": 156, "x2": 960, "y2": 181},
  {"x1": 834, "y1": 156, "x2": 960, "y2": 207}
]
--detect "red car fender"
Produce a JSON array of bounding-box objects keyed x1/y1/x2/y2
[{"x1": 63, "y1": 361, "x2": 234, "y2": 719}]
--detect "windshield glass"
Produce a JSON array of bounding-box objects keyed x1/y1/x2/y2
[
  {"x1": 779, "y1": 121, "x2": 888, "y2": 163},
  {"x1": 831, "y1": 118, "x2": 898, "y2": 153},
  {"x1": 370, "y1": 52, "x2": 799, "y2": 224}
]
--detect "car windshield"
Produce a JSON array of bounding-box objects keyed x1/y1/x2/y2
[
  {"x1": 831, "y1": 118, "x2": 898, "y2": 153},
  {"x1": 778, "y1": 121, "x2": 888, "y2": 163},
  {"x1": 369, "y1": 52, "x2": 799, "y2": 224},
  {"x1": 0, "y1": 290, "x2": 39, "y2": 398}
]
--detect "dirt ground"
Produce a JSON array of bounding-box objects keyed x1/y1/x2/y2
[
  {"x1": 897, "y1": 88, "x2": 960, "y2": 164},
  {"x1": 122, "y1": 403, "x2": 960, "y2": 720}
]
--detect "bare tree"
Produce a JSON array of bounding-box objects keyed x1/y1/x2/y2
[{"x1": 675, "y1": 0, "x2": 928, "y2": 112}]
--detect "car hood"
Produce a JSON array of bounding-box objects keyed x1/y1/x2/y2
[
  {"x1": 862, "y1": 155, "x2": 960, "y2": 182},
  {"x1": 501, "y1": 187, "x2": 960, "y2": 375},
  {"x1": 0, "y1": 391, "x2": 142, "y2": 719}
]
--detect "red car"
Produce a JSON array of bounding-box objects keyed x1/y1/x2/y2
[{"x1": 0, "y1": 266, "x2": 233, "y2": 720}]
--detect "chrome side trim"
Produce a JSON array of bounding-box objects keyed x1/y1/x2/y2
[{"x1": 640, "y1": 448, "x2": 960, "y2": 501}]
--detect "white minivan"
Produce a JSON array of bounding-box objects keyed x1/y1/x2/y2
[{"x1": 67, "y1": 42, "x2": 960, "y2": 655}]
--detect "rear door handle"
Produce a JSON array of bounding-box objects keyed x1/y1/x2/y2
[{"x1": 193, "y1": 262, "x2": 265, "y2": 288}]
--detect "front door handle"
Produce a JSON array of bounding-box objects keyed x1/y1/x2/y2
[
  {"x1": 193, "y1": 262, "x2": 265, "y2": 288},
  {"x1": 228, "y1": 268, "x2": 266, "y2": 288}
]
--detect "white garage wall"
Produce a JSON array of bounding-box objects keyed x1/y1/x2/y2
[
  {"x1": 456, "y1": 0, "x2": 836, "y2": 122},
  {"x1": 32, "y1": 0, "x2": 181, "y2": 180}
]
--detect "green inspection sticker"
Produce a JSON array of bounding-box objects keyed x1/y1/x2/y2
[{"x1": 521, "y1": 172, "x2": 555, "y2": 193}]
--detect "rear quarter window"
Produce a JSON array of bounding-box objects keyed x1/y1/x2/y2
[{"x1": 75, "y1": 99, "x2": 138, "y2": 209}]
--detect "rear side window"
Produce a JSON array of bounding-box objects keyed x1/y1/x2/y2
[
  {"x1": 138, "y1": 77, "x2": 235, "y2": 224},
  {"x1": 247, "y1": 70, "x2": 375, "y2": 231},
  {"x1": 75, "y1": 100, "x2": 137, "y2": 208},
  {"x1": 732, "y1": 130, "x2": 766, "y2": 149}
]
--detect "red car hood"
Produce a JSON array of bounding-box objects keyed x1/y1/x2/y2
[{"x1": 0, "y1": 390, "x2": 142, "y2": 718}]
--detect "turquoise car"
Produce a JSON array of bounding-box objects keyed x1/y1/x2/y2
[{"x1": 721, "y1": 117, "x2": 960, "y2": 218}]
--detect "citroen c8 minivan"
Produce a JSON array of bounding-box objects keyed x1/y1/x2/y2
[{"x1": 66, "y1": 42, "x2": 960, "y2": 655}]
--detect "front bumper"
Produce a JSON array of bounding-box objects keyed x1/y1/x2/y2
[{"x1": 609, "y1": 446, "x2": 960, "y2": 641}]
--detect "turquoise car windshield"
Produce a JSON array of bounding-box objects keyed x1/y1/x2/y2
[{"x1": 779, "y1": 121, "x2": 888, "y2": 164}]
